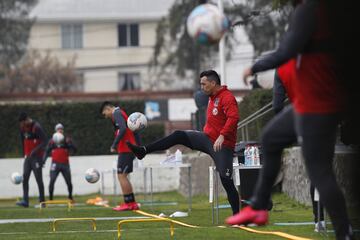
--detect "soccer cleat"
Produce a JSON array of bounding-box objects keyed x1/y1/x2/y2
[
  {"x1": 126, "y1": 141, "x2": 146, "y2": 160},
  {"x1": 112, "y1": 202, "x2": 139, "y2": 211},
  {"x1": 16, "y1": 200, "x2": 29, "y2": 208},
  {"x1": 226, "y1": 206, "x2": 268, "y2": 226}
]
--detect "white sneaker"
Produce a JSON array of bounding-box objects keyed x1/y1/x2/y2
[{"x1": 314, "y1": 221, "x2": 325, "y2": 232}]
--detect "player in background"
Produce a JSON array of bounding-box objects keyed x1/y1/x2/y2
[
  {"x1": 43, "y1": 123, "x2": 76, "y2": 202},
  {"x1": 17, "y1": 112, "x2": 47, "y2": 208},
  {"x1": 127, "y1": 70, "x2": 241, "y2": 215},
  {"x1": 100, "y1": 101, "x2": 141, "y2": 211}
]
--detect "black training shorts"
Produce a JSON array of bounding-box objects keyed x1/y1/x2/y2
[{"x1": 117, "y1": 152, "x2": 136, "y2": 174}]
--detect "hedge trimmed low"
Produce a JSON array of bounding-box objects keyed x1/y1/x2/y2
[{"x1": 0, "y1": 101, "x2": 164, "y2": 158}]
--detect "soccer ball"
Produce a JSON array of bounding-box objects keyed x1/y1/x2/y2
[
  {"x1": 85, "y1": 168, "x2": 100, "y2": 183},
  {"x1": 187, "y1": 3, "x2": 230, "y2": 45},
  {"x1": 11, "y1": 172, "x2": 23, "y2": 185},
  {"x1": 52, "y1": 132, "x2": 64, "y2": 144},
  {"x1": 127, "y1": 112, "x2": 148, "y2": 132}
]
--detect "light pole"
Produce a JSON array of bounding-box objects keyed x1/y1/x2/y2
[{"x1": 217, "y1": 0, "x2": 226, "y2": 85}]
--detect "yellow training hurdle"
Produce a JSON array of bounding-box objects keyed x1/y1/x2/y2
[
  {"x1": 117, "y1": 218, "x2": 174, "y2": 240},
  {"x1": 52, "y1": 218, "x2": 97, "y2": 232},
  {"x1": 39, "y1": 200, "x2": 73, "y2": 212}
]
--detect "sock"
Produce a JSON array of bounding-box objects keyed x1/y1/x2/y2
[{"x1": 124, "y1": 193, "x2": 135, "y2": 203}]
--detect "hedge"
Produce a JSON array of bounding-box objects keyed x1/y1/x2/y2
[
  {"x1": 238, "y1": 89, "x2": 274, "y2": 142},
  {"x1": 0, "y1": 101, "x2": 165, "y2": 158}
]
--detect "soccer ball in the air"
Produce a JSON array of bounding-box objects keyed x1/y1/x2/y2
[
  {"x1": 11, "y1": 172, "x2": 23, "y2": 185},
  {"x1": 187, "y1": 3, "x2": 230, "y2": 45},
  {"x1": 52, "y1": 132, "x2": 64, "y2": 144},
  {"x1": 127, "y1": 112, "x2": 148, "y2": 132},
  {"x1": 85, "y1": 168, "x2": 100, "y2": 183}
]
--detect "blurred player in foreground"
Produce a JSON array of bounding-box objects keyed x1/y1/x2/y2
[{"x1": 226, "y1": 1, "x2": 353, "y2": 239}]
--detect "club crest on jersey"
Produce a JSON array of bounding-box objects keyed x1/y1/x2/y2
[
  {"x1": 214, "y1": 98, "x2": 219, "y2": 107},
  {"x1": 212, "y1": 108, "x2": 218, "y2": 116}
]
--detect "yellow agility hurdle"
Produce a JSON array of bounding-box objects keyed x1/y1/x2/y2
[
  {"x1": 134, "y1": 210, "x2": 199, "y2": 228},
  {"x1": 52, "y1": 218, "x2": 96, "y2": 232},
  {"x1": 134, "y1": 210, "x2": 312, "y2": 240},
  {"x1": 236, "y1": 226, "x2": 312, "y2": 240},
  {"x1": 39, "y1": 200, "x2": 73, "y2": 212},
  {"x1": 117, "y1": 218, "x2": 174, "y2": 240}
]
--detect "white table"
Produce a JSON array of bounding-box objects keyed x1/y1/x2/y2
[{"x1": 209, "y1": 163, "x2": 262, "y2": 224}]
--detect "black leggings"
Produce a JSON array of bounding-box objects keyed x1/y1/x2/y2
[
  {"x1": 23, "y1": 157, "x2": 45, "y2": 203},
  {"x1": 49, "y1": 162, "x2": 73, "y2": 200},
  {"x1": 251, "y1": 105, "x2": 351, "y2": 239},
  {"x1": 145, "y1": 130, "x2": 240, "y2": 214}
]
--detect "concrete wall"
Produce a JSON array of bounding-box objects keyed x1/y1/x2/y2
[
  {"x1": 0, "y1": 153, "x2": 180, "y2": 199},
  {"x1": 282, "y1": 146, "x2": 360, "y2": 208},
  {"x1": 179, "y1": 153, "x2": 227, "y2": 197}
]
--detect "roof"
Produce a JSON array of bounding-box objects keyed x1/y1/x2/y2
[{"x1": 30, "y1": 0, "x2": 175, "y2": 22}]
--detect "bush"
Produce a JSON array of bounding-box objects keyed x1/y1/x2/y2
[
  {"x1": 0, "y1": 101, "x2": 165, "y2": 158},
  {"x1": 238, "y1": 89, "x2": 274, "y2": 142}
]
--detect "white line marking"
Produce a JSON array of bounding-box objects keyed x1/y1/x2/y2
[{"x1": 0, "y1": 216, "x2": 150, "y2": 224}]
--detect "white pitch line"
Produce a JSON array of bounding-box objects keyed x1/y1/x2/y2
[
  {"x1": 0, "y1": 227, "x2": 183, "y2": 235},
  {"x1": 0, "y1": 216, "x2": 150, "y2": 224},
  {"x1": 274, "y1": 222, "x2": 315, "y2": 226}
]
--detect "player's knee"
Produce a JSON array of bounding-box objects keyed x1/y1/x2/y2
[
  {"x1": 260, "y1": 127, "x2": 276, "y2": 149},
  {"x1": 172, "y1": 130, "x2": 185, "y2": 138}
]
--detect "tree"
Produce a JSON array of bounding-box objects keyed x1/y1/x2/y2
[
  {"x1": 0, "y1": 50, "x2": 82, "y2": 93},
  {"x1": 227, "y1": 0, "x2": 291, "y2": 57},
  {"x1": 148, "y1": 0, "x2": 217, "y2": 90},
  {"x1": 149, "y1": 0, "x2": 291, "y2": 89},
  {"x1": 0, "y1": 0, "x2": 37, "y2": 68}
]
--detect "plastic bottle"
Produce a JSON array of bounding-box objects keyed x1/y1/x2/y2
[
  {"x1": 244, "y1": 146, "x2": 249, "y2": 166},
  {"x1": 247, "y1": 146, "x2": 252, "y2": 166},
  {"x1": 254, "y1": 146, "x2": 260, "y2": 166},
  {"x1": 249, "y1": 146, "x2": 255, "y2": 166},
  {"x1": 175, "y1": 149, "x2": 182, "y2": 164}
]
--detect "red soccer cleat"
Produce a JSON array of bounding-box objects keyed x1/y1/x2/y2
[
  {"x1": 226, "y1": 206, "x2": 268, "y2": 226},
  {"x1": 112, "y1": 202, "x2": 140, "y2": 211}
]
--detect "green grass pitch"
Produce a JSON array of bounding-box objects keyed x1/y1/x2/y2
[{"x1": 0, "y1": 192, "x2": 336, "y2": 240}]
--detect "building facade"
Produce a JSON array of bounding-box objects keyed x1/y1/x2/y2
[{"x1": 29, "y1": 0, "x2": 175, "y2": 92}]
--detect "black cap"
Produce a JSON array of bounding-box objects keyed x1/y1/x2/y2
[{"x1": 18, "y1": 112, "x2": 28, "y2": 122}]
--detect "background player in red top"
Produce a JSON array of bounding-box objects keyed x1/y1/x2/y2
[
  {"x1": 127, "y1": 70, "x2": 241, "y2": 215},
  {"x1": 100, "y1": 101, "x2": 141, "y2": 211},
  {"x1": 43, "y1": 123, "x2": 76, "y2": 202},
  {"x1": 226, "y1": 1, "x2": 353, "y2": 239},
  {"x1": 17, "y1": 112, "x2": 47, "y2": 208}
]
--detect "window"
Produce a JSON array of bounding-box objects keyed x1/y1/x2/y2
[
  {"x1": 61, "y1": 24, "x2": 83, "y2": 49},
  {"x1": 118, "y1": 23, "x2": 139, "y2": 47},
  {"x1": 118, "y1": 73, "x2": 141, "y2": 91},
  {"x1": 73, "y1": 73, "x2": 84, "y2": 92}
]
